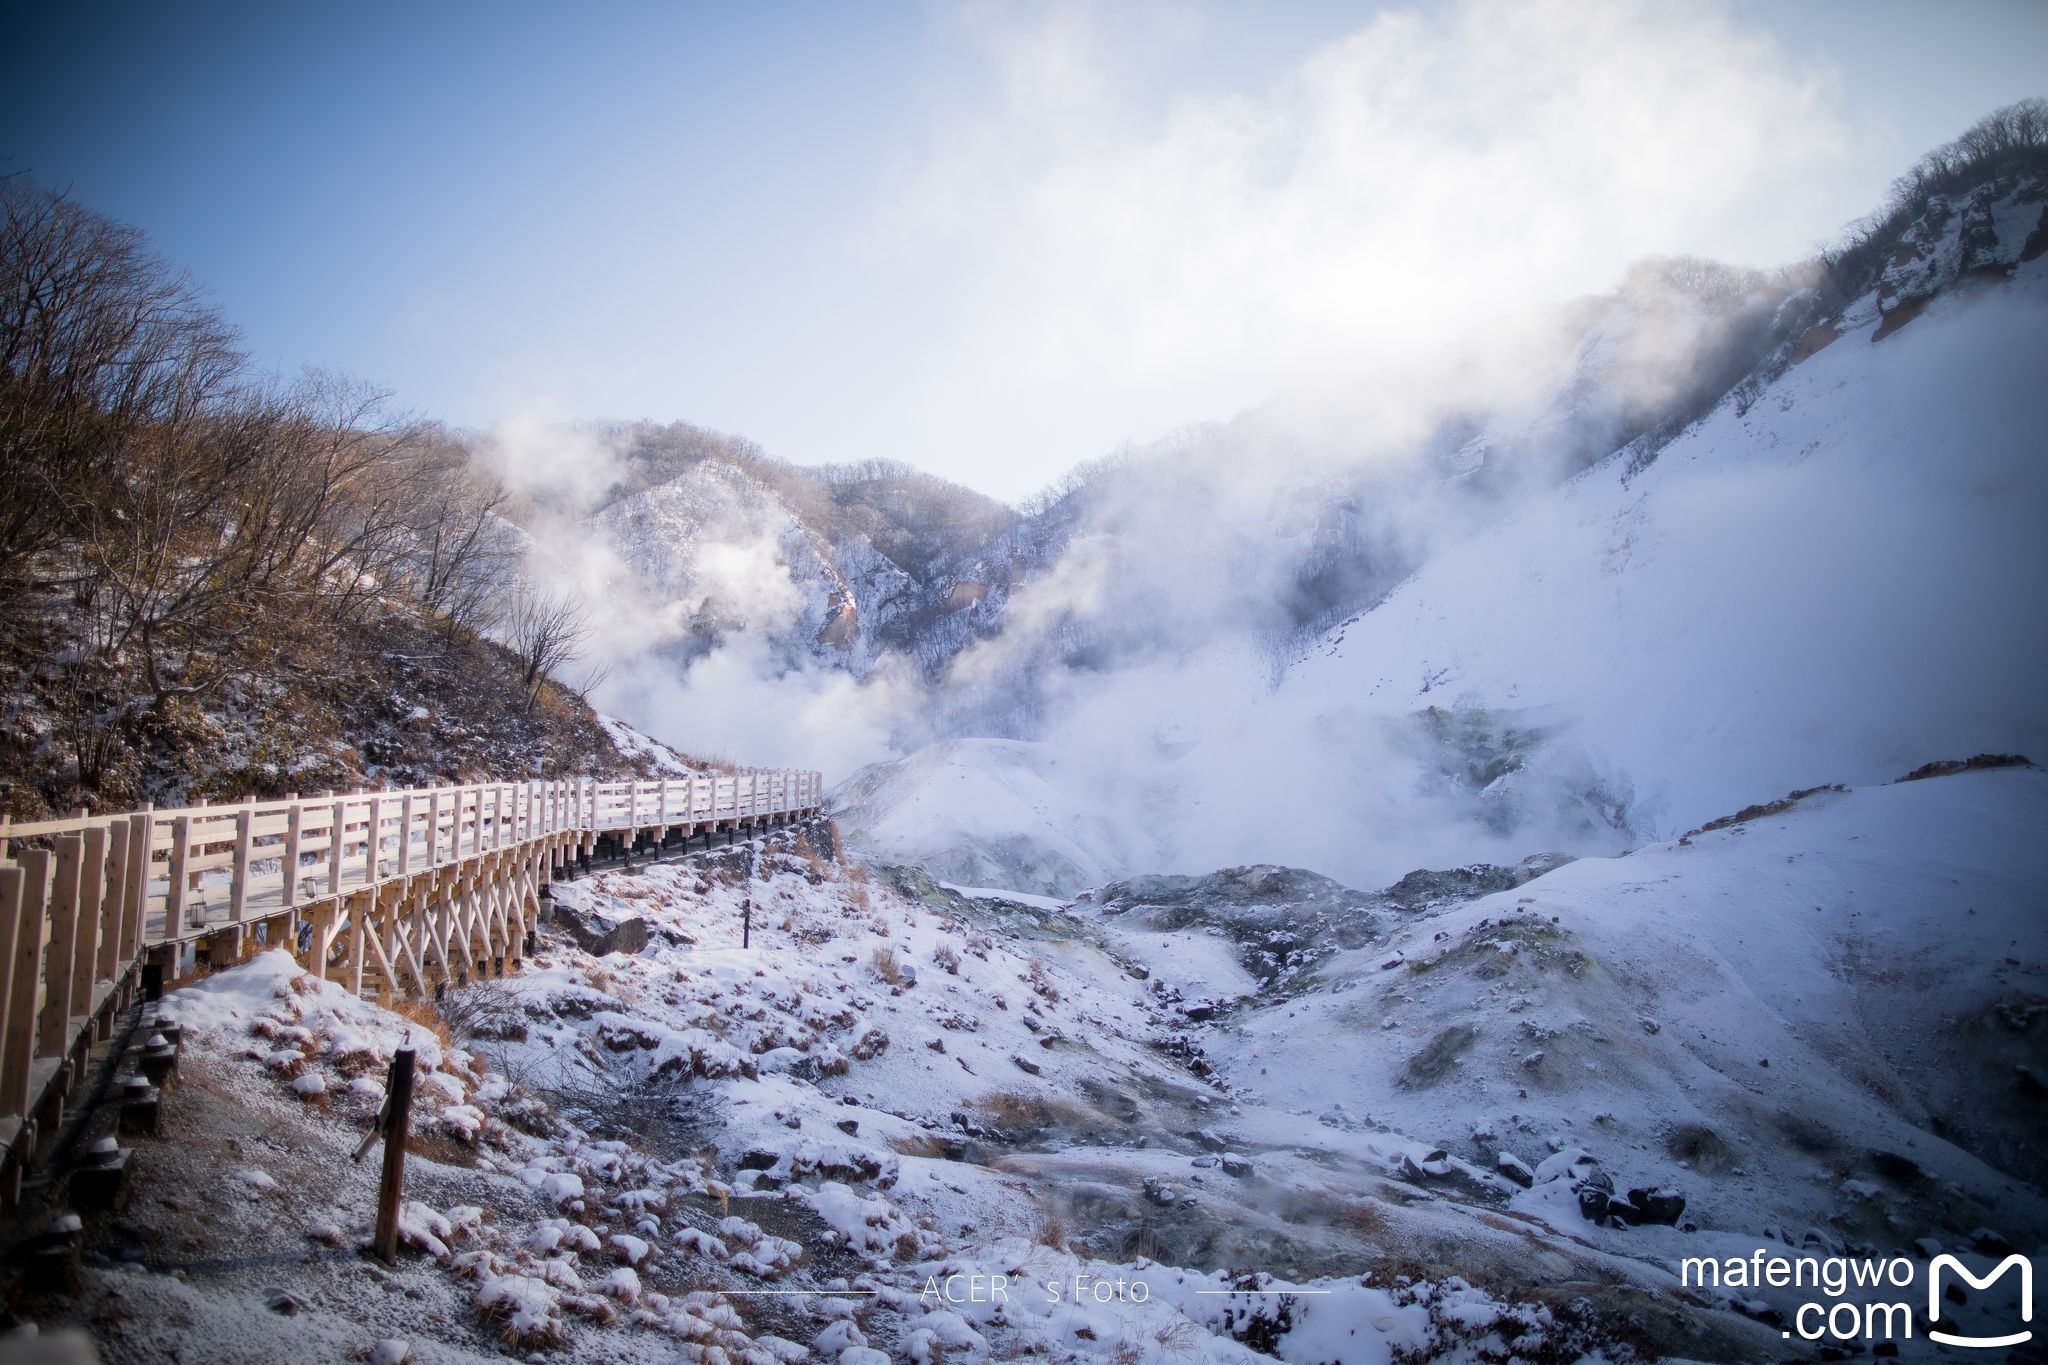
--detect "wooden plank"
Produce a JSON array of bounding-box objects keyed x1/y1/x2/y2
[{"x1": 38, "y1": 836, "x2": 82, "y2": 1060}]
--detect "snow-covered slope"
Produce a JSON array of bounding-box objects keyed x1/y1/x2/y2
[
  {"x1": 1153, "y1": 764, "x2": 2048, "y2": 1248},
  {"x1": 1281, "y1": 244, "x2": 2048, "y2": 844}
]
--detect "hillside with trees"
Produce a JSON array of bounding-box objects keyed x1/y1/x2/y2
[{"x1": 0, "y1": 179, "x2": 680, "y2": 820}]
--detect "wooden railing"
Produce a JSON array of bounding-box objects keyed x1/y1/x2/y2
[{"x1": 0, "y1": 768, "x2": 822, "y2": 1192}]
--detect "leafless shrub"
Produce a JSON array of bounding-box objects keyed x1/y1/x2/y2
[{"x1": 507, "y1": 586, "x2": 594, "y2": 712}]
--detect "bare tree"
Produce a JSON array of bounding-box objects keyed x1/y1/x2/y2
[
  {"x1": 401, "y1": 427, "x2": 512, "y2": 641},
  {"x1": 507, "y1": 585, "x2": 593, "y2": 711},
  {"x1": 0, "y1": 180, "x2": 242, "y2": 589}
]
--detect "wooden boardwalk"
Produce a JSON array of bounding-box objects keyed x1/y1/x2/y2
[{"x1": 0, "y1": 769, "x2": 821, "y2": 1203}]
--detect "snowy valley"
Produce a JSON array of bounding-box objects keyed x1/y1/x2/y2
[{"x1": 3, "y1": 55, "x2": 2046, "y2": 1365}]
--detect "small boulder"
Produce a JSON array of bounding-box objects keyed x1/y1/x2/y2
[{"x1": 592, "y1": 918, "x2": 650, "y2": 957}]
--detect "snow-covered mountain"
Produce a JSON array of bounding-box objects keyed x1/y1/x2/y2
[{"x1": 833, "y1": 164, "x2": 2048, "y2": 892}]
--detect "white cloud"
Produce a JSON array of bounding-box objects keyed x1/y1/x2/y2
[{"x1": 879, "y1": 0, "x2": 1847, "y2": 492}]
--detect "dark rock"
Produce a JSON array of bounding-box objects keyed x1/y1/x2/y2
[
  {"x1": 1496, "y1": 1152, "x2": 1535, "y2": 1188},
  {"x1": 1972, "y1": 1227, "x2": 2020, "y2": 1257},
  {"x1": 737, "y1": 1150, "x2": 779, "y2": 1171},
  {"x1": 592, "y1": 917, "x2": 650, "y2": 957},
  {"x1": 1220, "y1": 1156, "x2": 1254, "y2": 1178},
  {"x1": 1011, "y1": 1055, "x2": 1041, "y2": 1075},
  {"x1": 1621, "y1": 1186, "x2": 1686, "y2": 1225}
]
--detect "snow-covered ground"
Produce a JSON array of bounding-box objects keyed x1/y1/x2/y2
[{"x1": 25, "y1": 760, "x2": 2040, "y2": 1361}]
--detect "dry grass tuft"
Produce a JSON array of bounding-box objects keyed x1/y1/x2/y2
[
  {"x1": 387, "y1": 995, "x2": 456, "y2": 1052},
  {"x1": 889, "y1": 1133, "x2": 955, "y2": 1159}
]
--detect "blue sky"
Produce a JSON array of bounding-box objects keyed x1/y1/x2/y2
[{"x1": 6, "y1": 0, "x2": 2043, "y2": 500}]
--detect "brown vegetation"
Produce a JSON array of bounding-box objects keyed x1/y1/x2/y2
[{"x1": 0, "y1": 180, "x2": 668, "y2": 818}]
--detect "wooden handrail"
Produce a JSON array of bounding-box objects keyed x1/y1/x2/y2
[{"x1": 0, "y1": 766, "x2": 824, "y2": 1152}]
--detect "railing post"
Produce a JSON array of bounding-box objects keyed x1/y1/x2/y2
[
  {"x1": 426, "y1": 791, "x2": 442, "y2": 867},
  {"x1": 0, "y1": 866, "x2": 28, "y2": 1122},
  {"x1": 76, "y1": 826, "x2": 107, "y2": 1007},
  {"x1": 166, "y1": 815, "x2": 192, "y2": 928},
  {"x1": 365, "y1": 795, "x2": 383, "y2": 884},
  {"x1": 0, "y1": 853, "x2": 44, "y2": 1119},
  {"x1": 398, "y1": 793, "x2": 415, "y2": 876},
  {"x1": 38, "y1": 837, "x2": 82, "y2": 1058},
  {"x1": 120, "y1": 811, "x2": 149, "y2": 964},
  {"x1": 329, "y1": 799, "x2": 347, "y2": 896},
  {"x1": 99, "y1": 822, "x2": 127, "y2": 988},
  {"x1": 283, "y1": 803, "x2": 304, "y2": 909},
  {"x1": 230, "y1": 800, "x2": 254, "y2": 924}
]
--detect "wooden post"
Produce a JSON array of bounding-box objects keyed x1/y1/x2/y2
[
  {"x1": 166, "y1": 815, "x2": 191, "y2": 928},
  {"x1": 1, "y1": 852, "x2": 44, "y2": 1117},
  {"x1": 364, "y1": 795, "x2": 382, "y2": 884},
  {"x1": 309, "y1": 904, "x2": 337, "y2": 982},
  {"x1": 100, "y1": 821, "x2": 127, "y2": 990},
  {"x1": 346, "y1": 897, "x2": 366, "y2": 996},
  {"x1": 426, "y1": 791, "x2": 442, "y2": 867},
  {"x1": 329, "y1": 799, "x2": 347, "y2": 896},
  {"x1": 398, "y1": 794, "x2": 415, "y2": 876},
  {"x1": 0, "y1": 867, "x2": 27, "y2": 1119},
  {"x1": 119, "y1": 812, "x2": 149, "y2": 966},
  {"x1": 368, "y1": 1048, "x2": 417, "y2": 1264},
  {"x1": 230, "y1": 802, "x2": 254, "y2": 923},
  {"x1": 74, "y1": 826, "x2": 106, "y2": 1006},
  {"x1": 38, "y1": 837, "x2": 83, "y2": 1060},
  {"x1": 282, "y1": 804, "x2": 304, "y2": 908}
]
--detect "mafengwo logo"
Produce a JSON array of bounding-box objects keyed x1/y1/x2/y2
[{"x1": 1929, "y1": 1253, "x2": 2033, "y2": 1349}]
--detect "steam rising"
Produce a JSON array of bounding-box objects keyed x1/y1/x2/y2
[{"x1": 462, "y1": 5, "x2": 2040, "y2": 896}]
